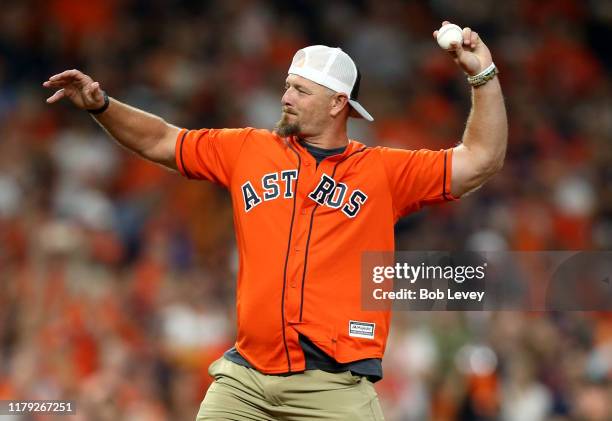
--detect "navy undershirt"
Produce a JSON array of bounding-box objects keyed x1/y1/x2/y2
[
  {"x1": 223, "y1": 139, "x2": 383, "y2": 382},
  {"x1": 299, "y1": 139, "x2": 347, "y2": 165}
]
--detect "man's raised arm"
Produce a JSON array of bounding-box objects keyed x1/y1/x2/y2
[
  {"x1": 433, "y1": 22, "x2": 508, "y2": 198},
  {"x1": 43, "y1": 69, "x2": 180, "y2": 170}
]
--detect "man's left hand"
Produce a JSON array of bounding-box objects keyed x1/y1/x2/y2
[{"x1": 433, "y1": 21, "x2": 493, "y2": 76}]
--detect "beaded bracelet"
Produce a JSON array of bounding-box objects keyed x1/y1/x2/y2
[{"x1": 467, "y1": 63, "x2": 498, "y2": 87}]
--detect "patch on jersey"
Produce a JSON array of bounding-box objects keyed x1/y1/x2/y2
[{"x1": 349, "y1": 320, "x2": 375, "y2": 339}]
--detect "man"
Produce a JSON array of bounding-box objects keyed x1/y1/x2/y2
[{"x1": 44, "y1": 21, "x2": 506, "y2": 421}]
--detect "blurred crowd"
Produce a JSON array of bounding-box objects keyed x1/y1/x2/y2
[{"x1": 0, "y1": 0, "x2": 611, "y2": 420}]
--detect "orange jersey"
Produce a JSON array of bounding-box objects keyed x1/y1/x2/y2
[{"x1": 176, "y1": 128, "x2": 457, "y2": 373}]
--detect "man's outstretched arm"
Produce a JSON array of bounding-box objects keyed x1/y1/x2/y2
[
  {"x1": 433, "y1": 22, "x2": 508, "y2": 197},
  {"x1": 43, "y1": 69, "x2": 180, "y2": 170}
]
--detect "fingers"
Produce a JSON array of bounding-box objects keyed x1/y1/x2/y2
[
  {"x1": 434, "y1": 22, "x2": 480, "y2": 49},
  {"x1": 435, "y1": 21, "x2": 487, "y2": 76},
  {"x1": 42, "y1": 80, "x2": 68, "y2": 88},
  {"x1": 86, "y1": 82, "x2": 104, "y2": 105},
  {"x1": 89, "y1": 81, "x2": 101, "y2": 96},
  {"x1": 447, "y1": 41, "x2": 463, "y2": 60},
  {"x1": 76, "y1": 80, "x2": 105, "y2": 109},
  {"x1": 462, "y1": 27, "x2": 479, "y2": 49},
  {"x1": 432, "y1": 21, "x2": 452, "y2": 41},
  {"x1": 433, "y1": 20, "x2": 449, "y2": 39},
  {"x1": 43, "y1": 68, "x2": 104, "y2": 108},
  {"x1": 48, "y1": 69, "x2": 82, "y2": 82},
  {"x1": 470, "y1": 31, "x2": 480, "y2": 48},
  {"x1": 43, "y1": 77, "x2": 76, "y2": 89},
  {"x1": 44, "y1": 69, "x2": 89, "y2": 89},
  {"x1": 446, "y1": 31, "x2": 468, "y2": 61},
  {"x1": 46, "y1": 89, "x2": 66, "y2": 104}
]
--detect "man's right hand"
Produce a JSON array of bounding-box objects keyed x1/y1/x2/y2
[
  {"x1": 43, "y1": 69, "x2": 105, "y2": 110},
  {"x1": 43, "y1": 68, "x2": 180, "y2": 171}
]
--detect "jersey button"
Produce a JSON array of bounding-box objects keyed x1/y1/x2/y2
[
  {"x1": 294, "y1": 246, "x2": 300, "y2": 252},
  {"x1": 304, "y1": 161, "x2": 311, "y2": 167},
  {"x1": 300, "y1": 209, "x2": 307, "y2": 215}
]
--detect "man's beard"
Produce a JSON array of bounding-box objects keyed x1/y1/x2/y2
[{"x1": 274, "y1": 113, "x2": 301, "y2": 138}]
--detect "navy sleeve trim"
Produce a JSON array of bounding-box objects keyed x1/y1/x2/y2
[
  {"x1": 179, "y1": 130, "x2": 192, "y2": 179},
  {"x1": 442, "y1": 150, "x2": 449, "y2": 200}
]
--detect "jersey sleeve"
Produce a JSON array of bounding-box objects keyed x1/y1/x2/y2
[
  {"x1": 379, "y1": 147, "x2": 459, "y2": 219},
  {"x1": 175, "y1": 128, "x2": 252, "y2": 187}
]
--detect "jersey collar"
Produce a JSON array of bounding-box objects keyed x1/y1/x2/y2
[{"x1": 288, "y1": 136, "x2": 365, "y2": 163}]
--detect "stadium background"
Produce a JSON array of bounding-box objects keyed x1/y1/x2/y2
[{"x1": 0, "y1": 0, "x2": 611, "y2": 419}]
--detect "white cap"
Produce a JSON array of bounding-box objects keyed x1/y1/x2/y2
[{"x1": 288, "y1": 45, "x2": 374, "y2": 122}]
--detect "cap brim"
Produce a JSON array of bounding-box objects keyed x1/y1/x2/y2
[{"x1": 348, "y1": 99, "x2": 374, "y2": 122}]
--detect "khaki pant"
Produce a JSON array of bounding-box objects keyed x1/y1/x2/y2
[{"x1": 196, "y1": 357, "x2": 385, "y2": 421}]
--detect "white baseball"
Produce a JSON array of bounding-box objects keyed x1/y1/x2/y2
[{"x1": 436, "y1": 24, "x2": 463, "y2": 50}]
